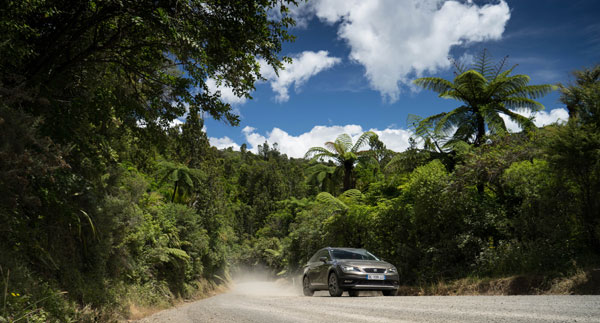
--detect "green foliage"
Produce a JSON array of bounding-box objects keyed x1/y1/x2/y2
[
  {"x1": 1, "y1": 0, "x2": 300, "y2": 318},
  {"x1": 305, "y1": 131, "x2": 377, "y2": 191},
  {"x1": 413, "y1": 50, "x2": 555, "y2": 148},
  {"x1": 157, "y1": 162, "x2": 204, "y2": 203},
  {"x1": 305, "y1": 162, "x2": 342, "y2": 195},
  {"x1": 2, "y1": 8, "x2": 599, "y2": 317},
  {"x1": 284, "y1": 202, "x2": 332, "y2": 270},
  {"x1": 0, "y1": 264, "x2": 84, "y2": 323},
  {"x1": 384, "y1": 138, "x2": 432, "y2": 174},
  {"x1": 545, "y1": 124, "x2": 600, "y2": 251},
  {"x1": 0, "y1": 0, "x2": 297, "y2": 128},
  {"x1": 559, "y1": 64, "x2": 600, "y2": 122}
]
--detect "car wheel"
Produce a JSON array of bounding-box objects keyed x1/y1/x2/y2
[
  {"x1": 348, "y1": 290, "x2": 359, "y2": 297},
  {"x1": 382, "y1": 289, "x2": 397, "y2": 296},
  {"x1": 303, "y1": 276, "x2": 314, "y2": 296},
  {"x1": 328, "y1": 272, "x2": 343, "y2": 297}
]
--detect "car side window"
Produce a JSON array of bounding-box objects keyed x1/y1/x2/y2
[{"x1": 310, "y1": 250, "x2": 325, "y2": 263}]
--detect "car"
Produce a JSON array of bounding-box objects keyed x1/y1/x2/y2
[{"x1": 302, "y1": 247, "x2": 399, "y2": 297}]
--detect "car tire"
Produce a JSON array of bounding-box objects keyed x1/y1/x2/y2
[
  {"x1": 303, "y1": 276, "x2": 314, "y2": 296},
  {"x1": 348, "y1": 290, "x2": 359, "y2": 297},
  {"x1": 382, "y1": 289, "x2": 397, "y2": 296},
  {"x1": 328, "y1": 272, "x2": 343, "y2": 297}
]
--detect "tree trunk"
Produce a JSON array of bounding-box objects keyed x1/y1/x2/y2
[
  {"x1": 343, "y1": 162, "x2": 353, "y2": 191},
  {"x1": 474, "y1": 113, "x2": 486, "y2": 148},
  {"x1": 171, "y1": 180, "x2": 178, "y2": 203},
  {"x1": 475, "y1": 112, "x2": 486, "y2": 194}
]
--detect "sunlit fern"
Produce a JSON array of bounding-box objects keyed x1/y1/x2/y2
[
  {"x1": 305, "y1": 131, "x2": 377, "y2": 191},
  {"x1": 413, "y1": 49, "x2": 555, "y2": 148}
]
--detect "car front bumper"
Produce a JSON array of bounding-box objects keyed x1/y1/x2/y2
[{"x1": 337, "y1": 273, "x2": 399, "y2": 290}]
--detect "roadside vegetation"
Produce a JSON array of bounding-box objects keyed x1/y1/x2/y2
[{"x1": 1, "y1": 1, "x2": 599, "y2": 322}]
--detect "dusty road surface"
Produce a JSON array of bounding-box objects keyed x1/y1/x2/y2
[{"x1": 137, "y1": 281, "x2": 600, "y2": 323}]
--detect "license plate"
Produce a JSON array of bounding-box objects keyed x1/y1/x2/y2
[{"x1": 367, "y1": 274, "x2": 385, "y2": 280}]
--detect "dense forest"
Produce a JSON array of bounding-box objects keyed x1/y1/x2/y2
[{"x1": 1, "y1": 1, "x2": 599, "y2": 322}]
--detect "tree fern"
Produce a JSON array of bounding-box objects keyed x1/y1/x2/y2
[
  {"x1": 305, "y1": 131, "x2": 377, "y2": 191},
  {"x1": 316, "y1": 192, "x2": 348, "y2": 211},
  {"x1": 413, "y1": 50, "x2": 555, "y2": 148},
  {"x1": 158, "y1": 161, "x2": 204, "y2": 203}
]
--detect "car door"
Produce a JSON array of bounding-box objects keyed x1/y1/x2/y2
[
  {"x1": 315, "y1": 250, "x2": 332, "y2": 286},
  {"x1": 306, "y1": 251, "x2": 322, "y2": 286}
]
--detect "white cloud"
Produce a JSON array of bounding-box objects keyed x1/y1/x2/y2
[
  {"x1": 261, "y1": 51, "x2": 341, "y2": 102},
  {"x1": 205, "y1": 78, "x2": 247, "y2": 105},
  {"x1": 169, "y1": 118, "x2": 184, "y2": 128},
  {"x1": 501, "y1": 108, "x2": 569, "y2": 133},
  {"x1": 532, "y1": 109, "x2": 569, "y2": 127},
  {"x1": 299, "y1": 0, "x2": 510, "y2": 102},
  {"x1": 207, "y1": 109, "x2": 568, "y2": 156},
  {"x1": 244, "y1": 125, "x2": 364, "y2": 158},
  {"x1": 268, "y1": 2, "x2": 314, "y2": 28},
  {"x1": 371, "y1": 128, "x2": 414, "y2": 153},
  {"x1": 208, "y1": 136, "x2": 241, "y2": 150},
  {"x1": 209, "y1": 124, "x2": 414, "y2": 158},
  {"x1": 206, "y1": 51, "x2": 341, "y2": 105},
  {"x1": 136, "y1": 117, "x2": 184, "y2": 129}
]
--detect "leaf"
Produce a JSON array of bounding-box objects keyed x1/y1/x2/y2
[
  {"x1": 316, "y1": 192, "x2": 348, "y2": 210},
  {"x1": 165, "y1": 247, "x2": 190, "y2": 262}
]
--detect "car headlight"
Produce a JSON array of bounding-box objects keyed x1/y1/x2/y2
[
  {"x1": 341, "y1": 265, "x2": 361, "y2": 273},
  {"x1": 386, "y1": 267, "x2": 397, "y2": 274}
]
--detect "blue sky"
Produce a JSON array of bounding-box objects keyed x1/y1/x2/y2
[{"x1": 202, "y1": 0, "x2": 600, "y2": 158}]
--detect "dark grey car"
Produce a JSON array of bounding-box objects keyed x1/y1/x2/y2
[{"x1": 302, "y1": 247, "x2": 399, "y2": 297}]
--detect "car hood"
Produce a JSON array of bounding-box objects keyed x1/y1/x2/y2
[{"x1": 337, "y1": 260, "x2": 392, "y2": 268}]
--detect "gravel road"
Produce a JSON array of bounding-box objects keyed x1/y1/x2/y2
[{"x1": 137, "y1": 281, "x2": 600, "y2": 323}]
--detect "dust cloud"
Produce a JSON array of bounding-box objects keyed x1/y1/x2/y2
[
  {"x1": 229, "y1": 266, "x2": 303, "y2": 297},
  {"x1": 228, "y1": 266, "x2": 383, "y2": 297}
]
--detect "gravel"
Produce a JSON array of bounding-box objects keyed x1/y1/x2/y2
[{"x1": 136, "y1": 281, "x2": 600, "y2": 323}]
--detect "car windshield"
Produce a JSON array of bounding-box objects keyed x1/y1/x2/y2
[{"x1": 331, "y1": 249, "x2": 379, "y2": 261}]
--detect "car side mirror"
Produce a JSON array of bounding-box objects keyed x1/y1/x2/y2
[{"x1": 319, "y1": 256, "x2": 327, "y2": 263}]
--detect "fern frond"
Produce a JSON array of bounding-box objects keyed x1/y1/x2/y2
[
  {"x1": 473, "y1": 48, "x2": 495, "y2": 80},
  {"x1": 338, "y1": 189, "x2": 364, "y2": 205},
  {"x1": 490, "y1": 55, "x2": 510, "y2": 81},
  {"x1": 165, "y1": 247, "x2": 190, "y2": 262},
  {"x1": 305, "y1": 147, "x2": 336, "y2": 160},
  {"x1": 502, "y1": 97, "x2": 544, "y2": 111},
  {"x1": 323, "y1": 141, "x2": 339, "y2": 154},
  {"x1": 509, "y1": 84, "x2": 556, "y2": 99},
  {"x1": 406, "y1": 114, "x2": 423, "y2": 129},
  {"x1": 434, "y1": 106, "x2": 471, "y2": 135},
  {"x1": 413, "y1": 77, "x2": 454, "y2": 94},
  {"x1": 497, "y1": 106, "x2": 536, "y2": 132},
  {"x1": 335, "y1": 134, "x2": 353, "y2": 153},
  {"x1": 482, "y1": 106, "x2": 508, "y2": 134},
  {"x1": 316, "y1": 192, "x2": 348, "y2": 210},
  {"x1": 352, "y1": 131, "x2": 376, "y2": 152}
]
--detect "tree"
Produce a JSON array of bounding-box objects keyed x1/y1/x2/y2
[
  {"x1": 0, "y1": 0, "x2": 299, "y2": 181},
  {"x1": 305, "y1": 132, "x2": 377, "y2": 191},
  {"x1": 1, "y1": 0, "x2": 297, "y2": 124},
  {"x1": 559, "y1": 64, "x2": 600, "y2": 123},
  {"x1": 305, "y1": 162, "x2": 342, "y2": 195},
  {"x1": 368, "y1": 134, "x2": 394, "y2": 168},
  {"x1": 413, "y1": 50, "x2": 555, "y2": 148},
  {"x1": 547, "y1": 64, "x2": 600, "y2": 251},
  {"x1": 158, "y1": 162, "x2": 204, "y2": 203}
]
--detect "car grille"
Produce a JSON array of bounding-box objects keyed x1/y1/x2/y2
[
  {"x1": 363, "y1": 268, "x2": 386, "y2": 273},
  {"x1": 357, "y1": 280, "x2": 396, "y2": 286}
]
